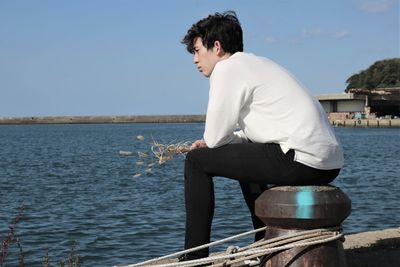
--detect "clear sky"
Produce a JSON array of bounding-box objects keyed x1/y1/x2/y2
[{"x1": 0, "y1": 0, "x2": 399, "y2": 116}]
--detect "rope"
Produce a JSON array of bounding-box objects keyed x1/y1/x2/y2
[
  {"x1": 117, "y1": 227, "x2": 266, "y2": 267},
  {"x1": 116, "y1": 227, "x2": 343, "y2": 267}
]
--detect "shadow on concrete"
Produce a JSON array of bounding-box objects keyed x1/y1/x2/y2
[{"x1": 345, "y1": 236, "x2": 400, "y2": 267}]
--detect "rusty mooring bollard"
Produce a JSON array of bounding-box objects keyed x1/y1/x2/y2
[{"x1": 255, "y1": 185, "x2": 351, "y2": 267}]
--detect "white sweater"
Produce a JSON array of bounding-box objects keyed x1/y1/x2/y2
[{"x1": 204, "y1": 52, "x2": 344, "y2": 170}]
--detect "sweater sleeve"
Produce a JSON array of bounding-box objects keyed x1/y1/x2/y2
[{"x1": 203, "y1": 64, "x2": 250, "y2": 148}]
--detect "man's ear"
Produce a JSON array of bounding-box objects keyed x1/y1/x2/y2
[{"x1": 213, "y1": 41, "x2": 225, "y2": 56}]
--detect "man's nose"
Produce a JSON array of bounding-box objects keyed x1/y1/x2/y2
[{"x1": 193, "y1": 54, "x2": 199, "y2": 64}]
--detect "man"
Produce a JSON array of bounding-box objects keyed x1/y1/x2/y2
[{"x1": 180, "y1": 11, "x2": 344, "y2": 261}]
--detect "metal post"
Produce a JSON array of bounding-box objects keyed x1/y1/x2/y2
[{"x1": 255, "y1": 185, "x2": 351, "y2": 267}]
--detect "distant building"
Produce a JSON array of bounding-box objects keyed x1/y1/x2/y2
[{"x1": 317, "y1": 88, "x2": 400, "y2": 119}]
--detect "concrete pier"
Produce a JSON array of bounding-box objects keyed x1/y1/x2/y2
[
  {"x1": 126, "y1": 227, "x2": 400, "y2": 266},
  {"x1": 330, "y1": 118, "x2": 400, "y2": 127},
  {"x1": 344, "y1": 227, "x2": 400, "y2": 267}
]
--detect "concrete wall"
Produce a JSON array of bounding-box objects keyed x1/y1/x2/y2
[
  {"x1": 330, "y1": 119, "x2": 400, "y2": 127},
  {"x1": 320, "y1": 101, "x2": 335, "y2": 112},
  {"x1": 337, "y1": 100, "x2": 365, "y2": 112},
  {"x1": 320, "y1": 100, "x2": 365, "y2": 113}
]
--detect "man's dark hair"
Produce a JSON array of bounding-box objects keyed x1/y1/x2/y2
[{"x1": 182, "y1": 11, "x2": 243, "y2": 54}]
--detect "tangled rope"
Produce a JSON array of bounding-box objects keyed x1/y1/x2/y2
[
  {"x1": 116, "y1": 226, "x2": 343, "y2": 267},
  {"x1": 150, "y1": 140, "x2": 191, "y2": 164}
]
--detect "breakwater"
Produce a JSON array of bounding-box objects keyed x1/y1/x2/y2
[
  {"x1": 0, "y1": 115, "x2": 206, "y2": 124},
  {"x1": 330, "y1": 118, "x2": 400, "y2": 127},
  {"x1": 1, "y1": 115, "x2": 399, "y2": 127}
]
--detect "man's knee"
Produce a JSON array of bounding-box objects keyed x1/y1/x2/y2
[
  {"x1": 185, "y1": 148, "x2": 210, "y2": 173},
  {"x1": 185, "y1": 147, "x2": 208, "y2": 163}
]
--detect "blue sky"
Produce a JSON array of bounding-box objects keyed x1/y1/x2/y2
[{"x1": 0, "y1": 0, "x2": 398, "y2": 116}]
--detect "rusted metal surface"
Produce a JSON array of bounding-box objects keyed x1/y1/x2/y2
[
  {"x1": 262, "y1": 227, "x2": 346, "y2": 267},
  {"x1": 255, "y1": 185, "x2": 351, "y2": 267},
  {"x1": 255, "y1": 185, "x2": 351, "y2": 229}
]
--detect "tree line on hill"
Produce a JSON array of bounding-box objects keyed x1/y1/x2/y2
[{"x1": 345, "y1": 58, "x2": 400, "y2": 92}]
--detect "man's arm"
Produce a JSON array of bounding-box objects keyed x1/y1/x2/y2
[{"x1": 203, "y1": 64, "x2": 250, "y2": 148}]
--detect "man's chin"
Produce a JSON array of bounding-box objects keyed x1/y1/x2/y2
[
  {"x1": 202, "y1": 72, "x2": 211, "y2": 77},
  {"x1": 198, "y1": 69, "x2": 211, "y2": 77}
]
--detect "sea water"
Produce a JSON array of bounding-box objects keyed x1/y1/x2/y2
[{"x1": 0, "y1": 124, "x2": 399, "y2": 266}]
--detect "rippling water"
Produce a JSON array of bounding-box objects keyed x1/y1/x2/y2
[{"x1": 0, "y1": 124, "x2": 399, "y2": 266}]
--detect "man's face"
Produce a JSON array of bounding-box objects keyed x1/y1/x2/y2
[{"x1": 193, "y1": 37, "x2": 220, "y2": 77}]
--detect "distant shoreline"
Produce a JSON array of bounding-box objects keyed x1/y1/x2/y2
[
  {"x1": 0, "y1": 115, "x2": 206, "y2": 124},
  {"x1": 0, "y1": 115, "x2": 399, "y2": 127}
]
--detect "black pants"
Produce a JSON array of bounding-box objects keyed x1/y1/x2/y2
[{"x1": 184, "y1": 143, "x2": 340, "y2": 259}]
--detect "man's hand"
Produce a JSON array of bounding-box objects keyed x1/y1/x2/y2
[{"x1": 190, "y1": 139, "x2": 207, "y2": 150}]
